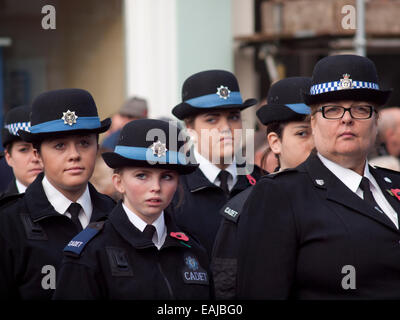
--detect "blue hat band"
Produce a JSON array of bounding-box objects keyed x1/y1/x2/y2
[
  {"x1": 114, "y1": 145, "x2": 188, "y2": 165},
  {"x1": 4, "y1": 121, "x2": 31, "y2": 136},
  {"x1": 285, "y1": 103, "x2": 310, "y2": 115},
  {"x1": 185, "y1": 91, "x2": 243, "y2": 108},
  {"x1": 310, "y1": 80, "x2": 379, "y2": 95},
  {"x1": 29, "y1": 116, "x2": 101, "y2": 134}
]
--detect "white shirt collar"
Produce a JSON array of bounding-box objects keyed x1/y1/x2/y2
[
  {"x1": 42, "y1": 175, "x2": 92, "y2": 220},
  {"x1": 318, "y1": 153, "x2": 372, "y2": 192},
  {"x1": 194, "y1": 149, "x2": 237, "y2": 185},
  {"x1": 122, "y1": 202, "x2": 166, "y2": 249},
  {"x1": 15, "y1": 179, "x2": 27, "y2": 193}
]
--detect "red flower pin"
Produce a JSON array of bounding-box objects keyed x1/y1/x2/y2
[
  {"x1": 246, "y1": 174, "x2": 256, "y2": 186},
  {"x1": 170, "y1": 232, "x2": 189, "y2": 242},
  {"x1": 390, "y1": 189, "x2": 400, "y2": 201}
]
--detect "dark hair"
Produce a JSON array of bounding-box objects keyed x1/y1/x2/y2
[{"x1": 266, "y1": 121, "x2": 287, "y2": 139}]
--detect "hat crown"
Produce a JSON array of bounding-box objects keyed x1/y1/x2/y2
[
  {"x1": 116, "y1": 119, "x2": 185, "y2": 153},
  {"x1": 267, "y1": 77, "x2": 312, "y2": 105},
  {"x1": 181, "y1": 70, "x2": 240, "y2": 101},
  {"x1": 311, "y1": 55, "x2": 379, "y2": 86},
  {"x1": 4, "y1": 105, "x2": 31, "y2": 125},
  {"x1": 30, "y1": 88, "x2": 99, "y2": 126}
]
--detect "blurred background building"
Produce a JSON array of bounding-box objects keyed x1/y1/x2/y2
[{"x1": 1, "y1": 0, "x2": 400, "y2": 151}]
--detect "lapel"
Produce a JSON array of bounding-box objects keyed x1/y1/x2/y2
[
  {"x1": 369, "y1": 166, "x2": 400, "y2": 217},
  {"x1": 88, "y1": 182, "x2": 113, "y2": 222},
  {"x1": 304, "y1": 154, "x2": 398, "y2": 232},
  {"x1": 5, "y1": 179, "x2": 19, "y2": 196},
  {"x1": 25, "y1": 173, "x2": 61, "y2": 222},
  {"x1": 185, "y1": 167, "x2": 220, "y2": 193}
]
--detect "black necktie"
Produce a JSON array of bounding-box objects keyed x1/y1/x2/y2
[
  {"x1": 142, "y1": 224, "x2": 156, "y2": 243},
  {"x1": 68, "y1": 202, "x2": 83, "y2": 231},
  {"x1": 218, "y1": 170, "x2": 230, "y2": 196},
  {"x1": 359, "y1": 177, "x2": 381, "y2": 211}
]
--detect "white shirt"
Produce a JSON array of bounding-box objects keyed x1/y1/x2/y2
[
  {"x1": 194, "y1": 149, "x2": 238, "y2": 191},
  {"x1": 122, "y1": 202, "x2": 167, "y2": 250},
  {"x1": 15, "y1": 179, "x2": 27, "y2": 193},
  {"x1": 42, "y1": 176, "x2": 93, "y2": 228},
  {"x1": 318, "y1": 153, "x2": 399, "y2": 228}
]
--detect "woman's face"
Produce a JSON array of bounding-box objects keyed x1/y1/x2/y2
[
  {"x1": 38, "y1": 134, "x2": 98, "y2": 194},
  {"x1": 268, "y1": 121, "x2": 314, "y2": 170},
  {"x1": 311, "y1": 100, "x2": 378, "y2": 169},
  {"x1": 113, "y1": 167, "x2": 179, "y2": 224},
  {"x1": 5, "y1": 141, "x2": 43, "y2": 187},
  {"x1": 187, "y1": 109, "x2": 242, "y2": 167}
]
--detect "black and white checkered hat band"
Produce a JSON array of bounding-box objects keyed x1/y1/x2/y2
[
  {"x1": 4, "y1": 121, "x2": 31, "y2": 136},
  {"x1": 310, "y1": 81, "x2": 379, "y2": 95}
]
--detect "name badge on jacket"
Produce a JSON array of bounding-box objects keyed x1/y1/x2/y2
[{"x1": 182, "y1": 254, "x2": 209, "y2": 285}]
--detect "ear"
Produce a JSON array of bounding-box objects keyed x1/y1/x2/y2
[
  {"x1": 112, "y1": 173, "x2": 125, "y2": 194},
  {"x1": 4, "y1": 149, "x2": 12, "y2": 167},
  {"x1": 267, "y1": 132, "x2": 282, "y2": 156}
]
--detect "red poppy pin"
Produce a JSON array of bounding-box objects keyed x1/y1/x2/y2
[
  {"x1": 170, "y1": 232, "x2": 189, "y2": 242},
  {"x1": 246, "y1": 174, "x2": 256, "y2": 186},
  {"x1": 387, "y1": 189, "x2": 400, "y2": 201}
]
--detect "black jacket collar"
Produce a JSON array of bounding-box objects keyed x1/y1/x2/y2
[
  {"x1": 109, "y1": 201, "x2": 195, "y2": 250},
  {"x1": 302, "y1": 153, "x2": 399, "y2": 232},
  {"x1": 25, "y1": 172, "x2": 111, "y2": 223},
  {"x1": 185, "y1": 164, "x2": 264, "y2": 194}
]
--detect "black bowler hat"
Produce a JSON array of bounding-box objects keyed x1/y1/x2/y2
[
  {"x1": 172, "y1": 70, "x2": 257, "y2": 120},
  {"x1": 18, "y1": 88, "x2": 111, "y2": 142},
  {"x1": 2, "y1": 105, "x2": 32, "y2": 148},
  {"x1": 302, "y1": 54, "x2": 391, "y2": 106},
  {"x1": 102, "y1": 119, "x2": 198, "y2": 175},
  {"x1": 257, "y1": 77, "x2": 311, "y2": 125}
]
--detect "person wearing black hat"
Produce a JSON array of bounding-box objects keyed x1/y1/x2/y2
[
  {"x1": 53, "y1": 119, "x2": 212, "y2": 299},
  {"x1": 170, "y1": 70, "x2": 265, "y2": 258},
  {"x1": 0, "y1": 88, "x2": 116, "y2": 299},
  {"x1": 0, "y1": 105, "x2": 43, "y2": 201},
  {"x1": 211, "y1": 77, "x2": 314, "y2": 299},
  {"x1": 237, "y1": 54, "x2": 400, "y2": 299}
]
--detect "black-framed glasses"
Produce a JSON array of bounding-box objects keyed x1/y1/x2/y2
[{"x1": 317, "y1": 105, "x2": 376, "y2": 119}]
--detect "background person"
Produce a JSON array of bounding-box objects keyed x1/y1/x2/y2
[
  {"x1": 1, "y1": 105, "x2": 42, "y2": 200},
  {"x1": 170, "y1": 69, "x2": 264, "y2": 257}
]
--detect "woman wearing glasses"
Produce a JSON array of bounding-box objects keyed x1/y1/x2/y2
[{"x1": 237, "y1": 55, "x2": 400, "y2": 299}]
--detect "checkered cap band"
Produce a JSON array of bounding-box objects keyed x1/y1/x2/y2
[
  {"x1": 310, "y1": 81, "x2": 380, "y2": 95},
  {"x1": 4, "y1": 121, "x2": 31, "y2": 136}
]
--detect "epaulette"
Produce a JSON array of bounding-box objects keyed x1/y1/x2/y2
[
  {"x1": 0, "y1": 193, "x2": 24, "y2": 210},
  {"x1": 371, "y1": 165, "x2": 400, "y2": 176},
  {"x1": 64, "y1": 220, "x2": 105, "y2": 257},
  {"x1": 220, "y1": 187, "x2": 253, "y2": 223},
  {"x1": 265, "y1": 167, "x2": 297, "y2": 179}
]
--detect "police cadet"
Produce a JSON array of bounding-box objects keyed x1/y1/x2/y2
[
  {"x1": 237, "y1": 55, "x2": 400, "y2": 299},
  {"x1": 0, "y1": 105, "x2": 43, "y2": 200},
  {"x1": 53, "y1": 119, "x2": 212, "y2": 300},
  {"x1": 170, "y1": 70, "x2": 264, "y2": 257},
  {"x1": 211, "y1": 76, "x2": 314, "y2": 299},
  {"x1": 0, "y1": 89, "x2": 115, "y2": 299}
]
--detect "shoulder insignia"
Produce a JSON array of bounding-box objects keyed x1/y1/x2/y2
[
  {"x1": 64, "y1": 220, "x2": 105, "y2": 257},
  {"x1": 265, "y1": 167, "x2": 297, "y2": 179},
  {"x1": 220, "y1": 187, "x2": 253, "y2": 223}
]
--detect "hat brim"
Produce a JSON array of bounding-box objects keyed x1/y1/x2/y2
[
  {"x1": 18, "y1": 118, "x2": 111, "y2": 143},
  {"x1": 256, "y1": 104, "x2": 309, "y2": 125},
  {"x1": 302, "y1": 88, "x2": 392, "y2": 106},
  {"x1": 101, "y1": 152, "x2": 199, "y2": 175},
  {"x1": 172, "y1": 98, "x2": 257, "y2": 120}
]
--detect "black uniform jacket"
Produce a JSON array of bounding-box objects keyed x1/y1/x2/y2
[
  {"x1": 53, "y1": 201, "x2": 212, "y2": 300},
  {"x1": 211, "y1": 186, "x2": 254, "y2": 300},
  {"x1": 171, "y1": 164, "x2": 264, "y2": 257},
  {"x1": 237, "y1": 153, "x2": 400, "y2": 299},
  {"x1": 0, "y1": 173, "x2": 115, "y2": 300},
  {"x1": 0, "y1": 179, "x2": 19, "y2": 201}
]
